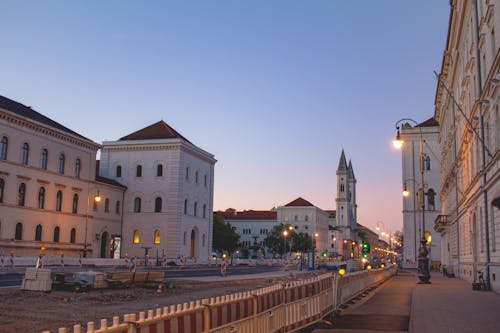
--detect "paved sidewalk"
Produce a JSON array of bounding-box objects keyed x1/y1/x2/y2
[{"x1": 313, "y1": 270, "x2": 500, "y2": 333}]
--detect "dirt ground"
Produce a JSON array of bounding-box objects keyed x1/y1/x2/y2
[{"x1": 0, "y1": 275, "x2": 299, "y2": 333}]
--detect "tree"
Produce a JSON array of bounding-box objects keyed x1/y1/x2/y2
[
  {"x1": 292, "y1": 232, "x2": 313, "y2": 252},
  {"x1": 263, "y1": 224, "x2": 288, "y2": 257},
  {"x1": 263, "y1": 224, "x2": 314, "y2": 257},
  {"x1": 212, "y1": 214, "x2": 240, "y2": 254}
]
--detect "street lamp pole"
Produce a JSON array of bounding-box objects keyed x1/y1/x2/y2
[
  {"x1": 394, "y1": 118, "x2": 431, "y2": 284},
  {"x1": 84, "y1": 189, "x2": 101, "y2": 258},
  {"x1": 283, "y1": 230, "x2": 288, "y2": 259}
]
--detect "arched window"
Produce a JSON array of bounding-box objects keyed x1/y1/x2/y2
[
  {"x1": 425, "y1": 156, "x2": 431, "y2": 171},
  {"x1": 53, "y1": 226, "x2": 60, "y2": 242},
  {"x1": 116, "y1": 165, "x2": 122, "y2": 177},
  {"x1": 203, "y1": 204, "x2": 206, "y2": 218},
  {"x1": 427, "y1": 189, "x2": 436, "y2": 211},
  {"x1": 155, "y1": 197, "x2": 162, "y2": 213},
  {"x1": 18, "y1": 183, "x2": 26, "y2": 206},
  {"x1": 184, "y1": 199, "x2": 188, "y2": 214},
  {"x1": 0, "y1": 136, "x2": 7, "y2": 160},
  {"x1": 194, "y1": 202, "x2": 197, "y2": 216},
  {"x1": 195, "y1": 171, "x2": 199, "y2": 183},
  {"x1": 70, "y1": 228, "x2": 76, "y2": 243},
  {"x1": 58, "y1": 153, "x2": 65, "y2": 174},
  {"x1": 0, "y1": 178, "x2": 4, "y2": 203},
  {"x1": 35, "y1": 224, "x2": 42, "y2": 241},
  {"x1": 154, "y1": 230, "x2": 160, "y2": 244},
  {"x1": 15, "y1": 222, "x2": 23, "y2": 240},
  {"x1": 56, "y1": 190, "x2": 63, "y2": 211},
  {"x1": 136, "y1": 165, "x2": 142, "y2": 177},
  {"x1": 134, "y1": 197, "x2": 141, "y2": 213},
  {"x1": 21, "y1": 143, "x2": 29, "y2": 165},
  {"x1": 104, "y1": 198, "x2": 109, "y2": 213},
  {"x1": 41, "y1": 149, "x2": 48, "y2": 170},
  {"x1": 133, "y1": 230, "x2": 140, "y2": 244},
  {"x1": 38, "y1": 187, "x2": 45, "y2": 209},
  {"x1": 72, "y1": 194, "x2": 78, "y2": 213},
  {"x1": 183, "y1": 231, "x2": 187, "y2": 246},
  {"x1": 115, "y1": 200, "x2": 121, "y2": 214},
  {"x1": 75, "y1": 158, "x2": 81, "y2": 178},
  {"x1": 340, "y1": 184, "x2": 345, "y2": 192},
  {"x1": 157, "y1": 164, "x2": 163, "y2": 177}
]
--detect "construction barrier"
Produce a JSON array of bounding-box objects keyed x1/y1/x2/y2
[{"x1": 42, "y1": 266, "x2": 396, "y2": 333}]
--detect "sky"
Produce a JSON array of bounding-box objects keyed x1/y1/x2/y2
[{"x1": 1, "y1": 1, "x2": 450, "y2": 234}]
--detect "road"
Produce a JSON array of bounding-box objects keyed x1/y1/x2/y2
[{"x1": 0, "y1": 264, "x2": 284, "y2": 288}]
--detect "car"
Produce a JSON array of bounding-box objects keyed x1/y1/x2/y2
[{"x1": 52, "y1": 273, "x2": 91, "y2": 292}]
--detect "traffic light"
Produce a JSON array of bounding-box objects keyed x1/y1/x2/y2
[
  {"x1": 361, "y1": 241, "x2": 370, "y2": 258},
  {"x1": 321, "y1": 250, "x2": 328, "y2": 258}
]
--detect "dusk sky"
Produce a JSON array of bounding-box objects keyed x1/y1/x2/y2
[{"x1": 1, "y1": 1, "x2": 450, "y2": 234}]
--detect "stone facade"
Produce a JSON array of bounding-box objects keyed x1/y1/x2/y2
[{"x1": 434, "y1": 0, "x2": 500, "y2": 291}]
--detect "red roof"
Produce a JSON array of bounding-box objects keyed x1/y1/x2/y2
[
  {"x1": 417, "y1": 117, "x2": 439, "y2": 127},
  {"x1": 217, "y1": 210, "x2": 277, "y2": 220},
  {"x1": 285, "y1": 197, "x2": 314, "y2": 207},
  {"x1": 119, "y1": 120, "x2": 191, "y2": 143}
]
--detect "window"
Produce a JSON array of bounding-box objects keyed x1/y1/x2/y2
[
  {"x1": 194, "y1": 202, "x2": 197, "y2": 216},
  {"x1": 75, "y1": 158, "x2": 81, "y2": 178},
  {"x1": 305, "y1": 215, "x2": 309, "y2": 222},
  {"x1": 104, "y1": 198, "x2": 109, "y2": 213},
  {"x1": 204, "y1": 175, "x2": 207, "y2": 187},
  {"x1": 53, "y1": 226, "x2": 60, "y2": 242},
  {"x1": 35, "y1": 224, "x2": 42, "y2": 241},
  {"x1": 202, "y1": 234, "x2": 206, "y2": 247},
  {"x1": 184, "y1": 199, "x2": 188, "y2": 214},
  {"x1": 41, "y1": 149, "x2": 48, "y2": 170},
  {"x1": 203, "y1": 204, "x2": 206, "y2": 218},
  {"x1": 155, "y1": 197, "x2": 162, "y2": 213},
  {"x1": 183, "y1": 231, "x2": 187, "y2": 245},
  {"x1": 136, "y1": 165, "x2": 142, "y2": 177},
  {"x1": 116, "y1": 165, "x2": 122, "y2": 177},
  {"x1": 195, "y1": 171, "x2": 199, "y2": 183},
  {"x1": 56, "y1": 190, "x2": 63, "y2": 211},
  {"x1": 0, "y1": 136, "x2": 7, "y2": 160},
  {"x1": 427, "y1": 189, "x2": 436, "y2": 211},
  {"x1": 134, "y1": 197, "x2": 141, "y2": 213},
  {"x1": 133, "y1": 230, "x2": 140, "y2": 244},
  {"x1": 58, "y1": 153, "x2": 65, "y2": 174},
  {"x1": 0, "y1": 179, "x2": 4, "y2": 203},
  {"x1": 93, "y1": 198, "x2": 98, "y2": 211},
  {"x1": 38, "y1": 187, "x2": 45, "y2": 209},
  {"x1": 340, "y1": 184, "x2": 345, "y2": 192},
  {"x1": 18, "y1": 183, "x2": 26, "y2": 206},
  {"x1": 70, "y1": 228, "x2": 76, "y2": 243},
  {"x1": 15, "y1": 222, "x2": 22, "y2": 240},
  {"x1": 294, "y1": 215, "x2": 298, "y2": 221},
  {"x1": 157, "y1": 164, "x2": 163, "y2": 177},
  {"x1": 115, "y1": 200, "x2": 121, "y2": 214},
  {"x1": 186, "y1": 167, "x2": 189, "y2": 180},
  {"x1": 21, "y1": 143, "x2": 29, "y2": 165},
  {"x1": 425, "y1": 156, "x2": 431, "y2": 171},
  {"x1": 72, "y1": 194, "x2": 78, "y2": 213},
  {"x1": 154, "y1": 230, "x2": 160, "y2": 244}
]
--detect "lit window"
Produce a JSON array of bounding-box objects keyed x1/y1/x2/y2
[
  {"x1": 154, "y1": 230, "x2": 160, "y2": 244},
  {"x1": 133, "y1": 230, "x2": 140, "y2": 244}
]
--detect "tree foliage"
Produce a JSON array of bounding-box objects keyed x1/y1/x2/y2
[
  {"x1": 212, "y1": 214, "x2": 240, "y2": 254},
  {"x1": 263, "y1": 224, "x2": 313, "y2": 256}
]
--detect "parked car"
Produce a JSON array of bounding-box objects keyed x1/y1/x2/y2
[{"x1": 52, "y1": 273, "x2": 91, "y2": 292}]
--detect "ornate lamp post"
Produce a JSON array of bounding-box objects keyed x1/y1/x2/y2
[
  {"x1": 84, "y1": 190, "x2": 102, "y2": 258},
  {"x1": 283, "y1": 230, "x2": 288, "y2": 259},
  {"x1": 393, "y1": 118, "x2": 431, "y2": 284}
]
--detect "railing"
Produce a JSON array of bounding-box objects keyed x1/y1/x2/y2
[
  {"x1": 42, "y1": 266, "x2": 396, "y2": 333},
  {"x1": 434, "y1": 214, "x2": 449, "y2": 233}
]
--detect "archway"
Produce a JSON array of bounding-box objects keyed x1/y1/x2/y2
[{"x1": 100, "y1": 232, "x2": 109, "y2": 258}]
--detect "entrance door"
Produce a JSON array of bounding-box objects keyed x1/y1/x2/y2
[
  {"x1": 190, "y1": 230, "x2": 195, "y2": 258},
  {"x1": 100, "y1": 232, "x2": 109, "y2": 258}
]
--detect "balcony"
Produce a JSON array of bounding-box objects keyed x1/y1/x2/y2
[{"x1": 434, "y1": 215, "x2": 449, "y2": 233}]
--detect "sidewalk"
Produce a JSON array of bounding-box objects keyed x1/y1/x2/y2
[{"x1": 313, "y1": 270, "x2": 500, "y2": 333}]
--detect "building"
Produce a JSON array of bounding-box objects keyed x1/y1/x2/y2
[
  {"x1": 99, "y1": 121, "x2": 216, "y2": 260},
  {"x1": 0, "y1": 95, "x2": 216, "y2": 261},
  {"x1": 433, "y1": 0, "x2": 500, "y2": 291},
  {"x1": 399, "y1": 118, "x2": 442, "y2": 269},
  {"x1": 216, "y1": 209, "x2": 277, "y2": 257},
  {"x1": 0, "y1": 95, "x2": 125, "y2": 258}
]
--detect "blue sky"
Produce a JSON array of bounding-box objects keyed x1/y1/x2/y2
[{"x1": 1, "y1": 1, "x2": 450, "y2": 233}]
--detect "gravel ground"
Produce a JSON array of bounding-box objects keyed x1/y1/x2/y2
[{"x1": 0, "y1": 274, "x2": 306, "y2": 333}]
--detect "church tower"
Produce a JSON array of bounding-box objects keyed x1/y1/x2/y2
[
  {"x1": 347, "y1": 160, "x2": 357, "y2": 230},
  {"x1": 336, "y1": 149, "x2": 351, "y2": 228}
]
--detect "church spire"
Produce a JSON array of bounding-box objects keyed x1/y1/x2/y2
[
  {"x1": 348, "y1": 160, "x2": 355, "y2": 179},
  {"x1": 337, "y1": 149, "x2": 347, "y2": 172}
]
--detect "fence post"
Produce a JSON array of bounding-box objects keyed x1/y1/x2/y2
[
  {"x1": 281, "y1": 282, "x2": 287, "y2": 328},
  {"x1": 202, "y1": 299, "x2": 211, "y2": 333},
  {"x1": 252, "y1": 292, "x2": 259, "y2": 331}
]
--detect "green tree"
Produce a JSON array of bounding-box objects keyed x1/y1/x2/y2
[
  {"x1": 263, "y1": 224, "x2": 288, "y2": 256},
  {"x1": 212, "y1": 214, "x2": 240, "y2": 254},
  {"x1": 292, "y1": 232, "x2": 313, "y2": 252}
]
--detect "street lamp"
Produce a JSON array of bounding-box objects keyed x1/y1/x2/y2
[
  {"x1": 283, "y1": 230, "x2": 288, "y2": 259},
  {"x1": 394, "y1": 118, "x2": 431, "y2": 284},
  {"x1": 84, "y1": 190, "x2": 102, "y2": 258}
]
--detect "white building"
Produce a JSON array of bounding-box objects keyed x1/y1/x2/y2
[
  {"x1": 399, "y1": 118, "x2": 442, "y2": 269},
  {"x1": 0, "y1": 95, "x2": 125, "y2": 258},
  {"x1": 217, "y1": 209, "x2": 277, "y2": 257},
  {"x1": 434, "y1": 0, "x2": 500, "y2": 291},
  {"x1": 99, "y1": 121, "x2": 216, "y2": 261}
]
